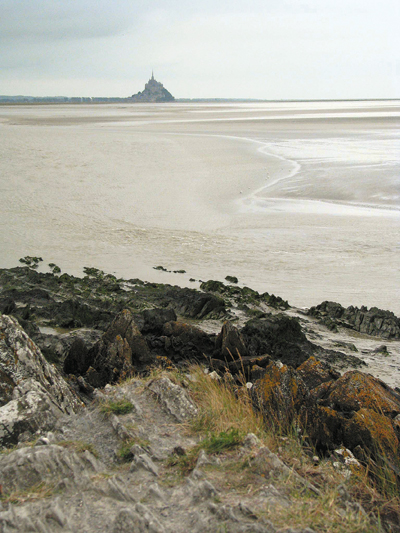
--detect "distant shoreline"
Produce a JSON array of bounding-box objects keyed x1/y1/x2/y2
[{"x1": 0, "y1": 97, "x2": 399, "y2": 105}]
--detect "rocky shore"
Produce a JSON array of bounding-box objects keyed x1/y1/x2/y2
[{"x1": 1, "y1": 264, "x2": 400, "y2": 532}]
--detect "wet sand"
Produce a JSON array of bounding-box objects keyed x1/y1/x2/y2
[{"x1": 0, "y1": 101, "x2": 399, "y2": 313}]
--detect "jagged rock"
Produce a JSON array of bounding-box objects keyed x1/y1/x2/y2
[
  {"x1": 42, "y1": 298, "x2": 113, "y2": 329},
  {"x1": 252, "y1": 361, "x2": 309, "y2": 427},
  {"x1": 161, "y1": 321, "x2": 215, "y2": 362},
  {"x1": 37, "y1": 328, "x2": 102, "y2": 367},
  {"x1": 0, "y1": 444, "x2": 104, "y2": 493},
  {"x1": 214, "y1": 320, "x2": 248, "y2": 360},
  {"x1": 130, "y1": 453, "x2": 159, "y2": 476},
  {"x1": 0, "y1": 314, "x2": 80, "y2": 414},
  {"x1": 241, "y1": 315, "x2": 314, "y2": 368},
  {"x1": 147, "y1": 377, "x2": 198, "y2": 422},
  {"x1": 309, "y1": 301, "x2": 400, "y2": 339},
  {"x1": 64, "y1": 309, "x2": 154, "y2": 386},
  {"x1": 296, "y1": 356, "x2": 340, "y2": 390}
]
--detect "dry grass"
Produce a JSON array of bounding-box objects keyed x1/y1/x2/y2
[
  {"x1": 187, "y1": 365, "x2": 266, "y2": 439},
  {"x1": 0, "y1": 481, "x2": 59, "y2": 505},
  {"x1": 122, "y1": 364, "x2": 400, "y2": 531}
]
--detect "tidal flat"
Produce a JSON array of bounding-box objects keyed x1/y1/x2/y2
[{"x1": 0, "y1": 100, "x2": 399, "y2": 313}]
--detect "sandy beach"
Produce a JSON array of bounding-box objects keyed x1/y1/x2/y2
[{"x1": 0, "y1": 101, "x2": 399, "y2": 313}]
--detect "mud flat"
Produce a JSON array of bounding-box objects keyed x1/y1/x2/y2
[{"x1": 0, "y1": 101, "x2": 399, "y2": 313}]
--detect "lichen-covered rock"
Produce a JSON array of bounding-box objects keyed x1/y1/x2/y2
[
  {"x1": 252, "y1": 361, "x2": 309, "y2": 427},
  {"x1": 214, "y1": 320, "x2": 248, "y2": 360},
  {"x1": 342, "y1": 408, "x2": 399, "y2": 460},
  {"x1": 304, "y1": 370, "x2": 400, "y2": 458},
  {"x1": 0, "y1": 314, "x2": 80, "y2": 413},
  {"x1": 297, "y1": 356, "x2": 340, "y2": 390},
  {"x1": 316, "y1": 370, "x2": 400, "y2": 417}
]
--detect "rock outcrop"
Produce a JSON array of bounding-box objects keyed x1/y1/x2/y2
[
  {"x1": 0, "y1": 315, "x2": 80, "y2": 447},
  {"x1": 309, "y1": 300, "x2": 400, "y2": 339}
]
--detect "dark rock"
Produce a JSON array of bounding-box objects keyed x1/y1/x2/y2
[
  {"x1": 81, "y1": 309, "x2": 153, "y2": 386},
  {"x1": 0, "y1": 297, "x2": 16, "y2": 315},
  {"x1": 241, "y1": 315, "x2": 314, "y2": 368},
  {"x1": 214, "y1": 321, "x2": 248, "y2": 360},
  {"x1": 309, "y1": 301, "x2": 400, "y2": 339},
  {"x1": 37, "y1": 328, "x2": 102, "y2": 366},
  {"x1": 210, "y1": 355, "x2": 271, "y2": 379},
  {"x1": 53, "y1": 299, "x2": 113, "y2": 329},
  {"x1": 142, "y1": 308, "x2": 177, "y2": 334},
  {"x1": 64, "y1": 337, "x2": 92, "y2": 375},
  {"x1": 164, "y1": 287, "x2": 226, "y2": 319},
  {"x1": 161, "y1": 321, "x2": 215, "y2": 363}
]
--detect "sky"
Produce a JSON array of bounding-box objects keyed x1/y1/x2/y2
[{"x1": 1, "y1": 0, "x2": 399, "y2": 99}]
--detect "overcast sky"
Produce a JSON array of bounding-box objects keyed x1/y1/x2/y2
[{"x1": 1, "y1": 0, "x2": 399, "y2": 99}]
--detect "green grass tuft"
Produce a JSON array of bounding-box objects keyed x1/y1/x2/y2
[{"x1": 99, "y1": 398, "x2": 134, "y2": 415}]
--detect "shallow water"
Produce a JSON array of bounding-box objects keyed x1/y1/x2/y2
[{"x1": 0, "y1": 101, "x2": 399, "y2": 313}]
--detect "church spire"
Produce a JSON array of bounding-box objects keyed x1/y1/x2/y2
[{"x1": 151, "y1": 70, "x2": 154, "y2": 80}]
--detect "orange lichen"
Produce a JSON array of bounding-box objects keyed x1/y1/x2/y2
[{"x1": 321, "y1": 371, "x2": 400, "y2": 416}]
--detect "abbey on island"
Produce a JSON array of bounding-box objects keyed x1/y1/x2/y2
[{"x1": 130, "y1": 72, "x2": 175, "y2": 103}]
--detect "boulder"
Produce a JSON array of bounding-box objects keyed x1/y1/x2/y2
[
  {"x1": 343, "y1": 408, "x2": 399, "y2": 460},
  {"x1": 241, "y1": 315, "x2": 314, "y2": 368},
  {"x1": 142, "y1": 308, "x2": 177, "y2": 334}
]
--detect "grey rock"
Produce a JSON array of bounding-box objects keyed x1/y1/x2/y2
[
  {"x1": 0, "y1": 444, "x2": 104, "y2": 493},
  {"x1": 147, "y1": 377, "x2": 198, "y2": 422},
  {"x1": 130, "y1": 453, "x2": 159, "y2": 476},
  {"x1": 0, "y1": 314, "x2": 80, "y2": 413},
  {"x1": 0, "y1": 379, "x2": 65, "y2": 448}
]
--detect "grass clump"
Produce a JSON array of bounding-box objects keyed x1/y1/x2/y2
[
  {"x1": 99, "y1": 398, "x2": 134, "y2": 416},
  {"x1": 187, "y1": 365, "x2": 265, "y2": 438},
  {"x1": 167, "y1": 428, "x2": 245, "y2": 477}
]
